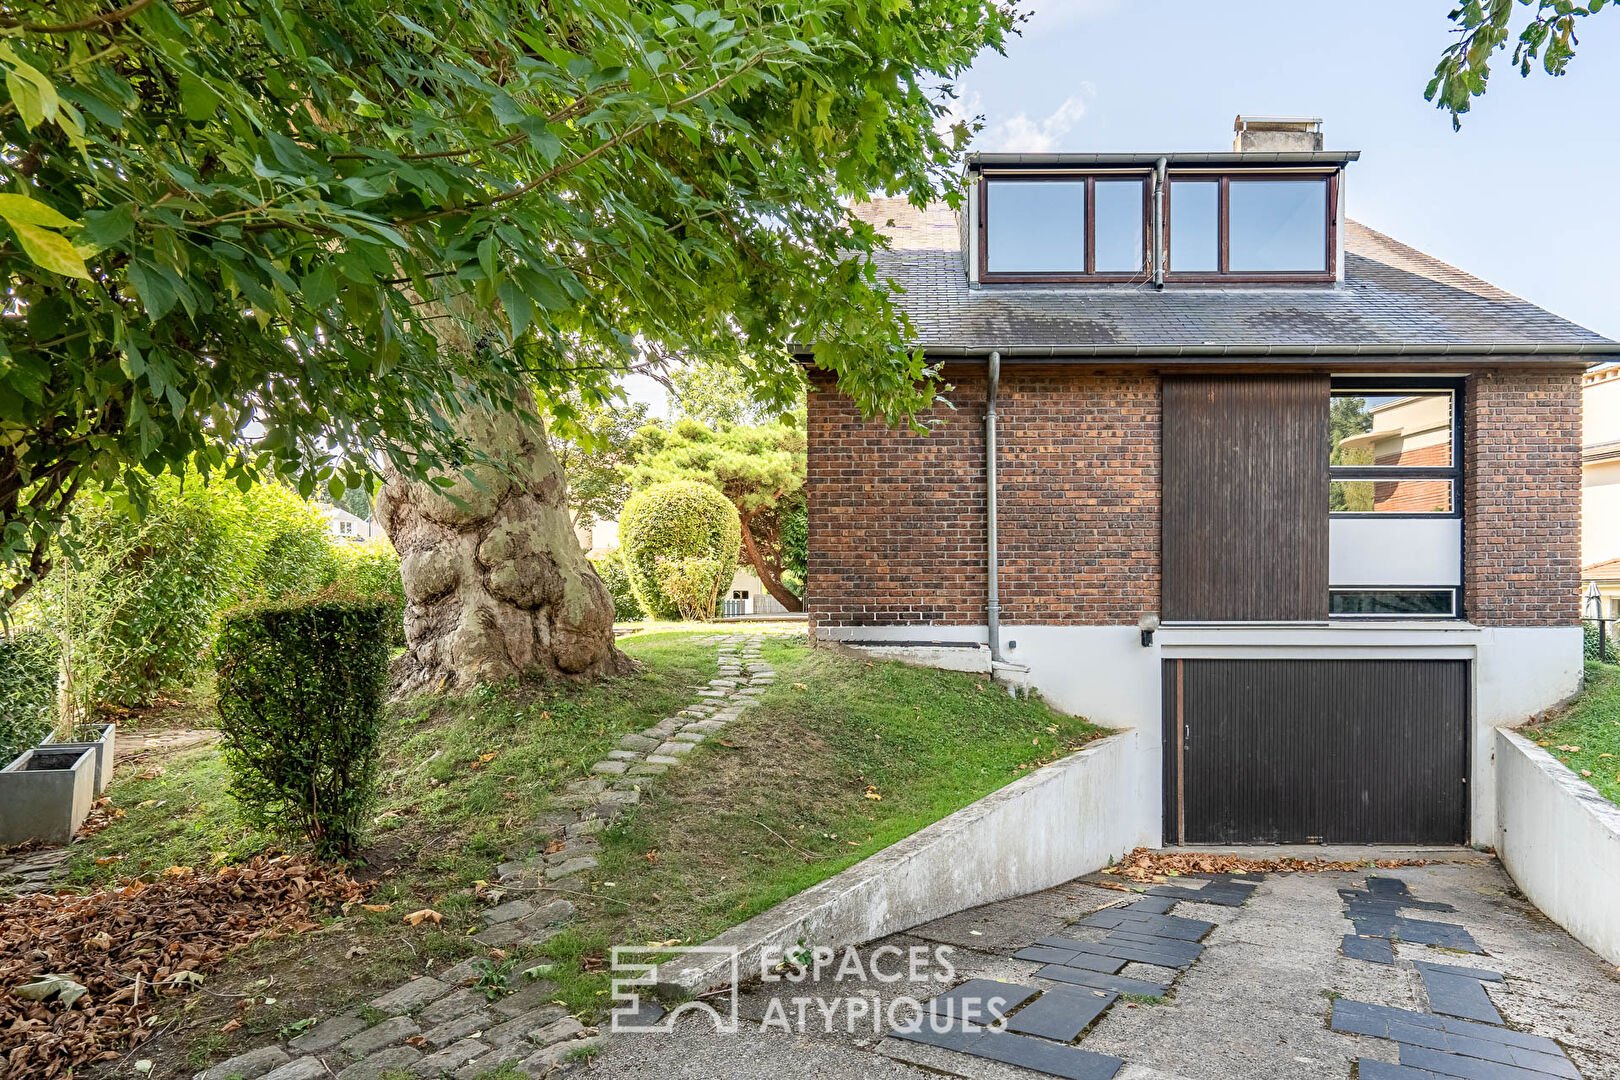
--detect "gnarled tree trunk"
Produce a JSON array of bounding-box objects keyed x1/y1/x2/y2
[
  {"x1": 738, "y1": 508, "x2": 803, "y2": 613},
  {"x1": 377, "y1": 396, "x2": 631, "y2": 696}
]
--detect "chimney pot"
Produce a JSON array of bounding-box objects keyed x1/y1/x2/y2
[{"x1": 1233, "y1": 115, "x2": 1323, "y2": 152}]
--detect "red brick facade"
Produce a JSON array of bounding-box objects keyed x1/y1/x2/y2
[
  {"x1": 1464, "y1": 369, "x2": 1582, "y2": 626},
  {"x1": 807, "y1": 366, "x2": 1579, "y2": 632}
]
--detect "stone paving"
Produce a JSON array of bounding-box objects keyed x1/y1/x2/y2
[
  {"x1": 187, "y1": 634, "x2": 776, "y2": 1080},
  {"x1": 587, "y1": 854, "x2": 1620, "y2": 1080}
]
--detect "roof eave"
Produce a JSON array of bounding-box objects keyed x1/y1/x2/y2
[{"x1": 965, "y1": 150, "x2": 1361, "y2": 171}]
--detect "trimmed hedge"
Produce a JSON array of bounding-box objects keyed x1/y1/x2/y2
[
  {"x1": 589, "y1": 549, "x2": 645, "y2": 622},
  {"x1": 618, "y1": 480, "x2": 740, "y2": 620},
  {"x1": 0, "y1": 628, "x2": 60, "y2": 763},
  {"x1": 324, "y1": 539, "x2": 406, "y2": 646},
  {"x1": 215, "y1": 594, "x2": 390, "y2": 857}
]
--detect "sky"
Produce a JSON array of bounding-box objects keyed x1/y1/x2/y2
[{"x1": 624, "y1": 0, "x2": 1620, "y2": 411}]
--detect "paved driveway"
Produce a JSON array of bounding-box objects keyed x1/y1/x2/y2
[{"x1": 589, "y1": 850, "x2": 1618, "y2": 1080}]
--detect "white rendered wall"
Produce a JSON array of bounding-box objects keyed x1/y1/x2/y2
[
  {"x1": 1497, "y1": 729, "x2": 1620, "y2": 965},
  {"x1": 1581, "y1": 459, "x2": 1620, "y2": 568},
  {"x1": 827, "y1": 622, "x2": 1581, "y2": 846}
]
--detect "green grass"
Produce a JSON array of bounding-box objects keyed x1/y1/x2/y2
[{"x1": 1521, "y1": 660, "x2": 1620, "y2": 805}]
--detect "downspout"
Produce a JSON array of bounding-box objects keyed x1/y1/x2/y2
[
  {"x1": 986, "y1": 350, "x2": 1001, "y2": 663},
  {"x1": 1152, "y1": 156, "x2": 1167, "y2": 289}
]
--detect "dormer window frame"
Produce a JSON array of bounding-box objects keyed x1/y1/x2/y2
[
  {"x1": 974, "y1": 163, "x2": 1342, "y2": 286},
  {"x1": 1164, "y1": 168, "x2": 1340, "y2": 284},
  {"x1": 975, "y1": 167, "x2": 1153, "y2": 285}
]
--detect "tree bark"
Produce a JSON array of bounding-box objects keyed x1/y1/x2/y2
[
  {"x1": 737, "y1": 510, "x2": 803, "y2": 613},
  {"x1": 377, "y1": 395, "x2": 631, "y2": 696}
]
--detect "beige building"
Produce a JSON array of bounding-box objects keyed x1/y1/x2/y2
[{"x1": 1582, "y1": 365, "x2": 1620, "y2": 617}]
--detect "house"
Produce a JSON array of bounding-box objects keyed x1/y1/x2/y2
[
  {"x1": 1581, "y1": 365, "x2": 1620, "y2": 617},
  {"x1": 803, "y1": 117, "x2": 1618, "y2": 848},
  {"x1": 322, "y1": 504, "x2": 378, "y2": 542}
]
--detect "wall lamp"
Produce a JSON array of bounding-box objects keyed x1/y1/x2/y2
[{"x1": 1137, "y1": 613, "x2": 1160, "y2": 647}]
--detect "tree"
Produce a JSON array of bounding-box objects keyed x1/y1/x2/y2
[
  {"x1": 1428, "y1": 0, "x2": 1611, "y2": 127},
  {"x1": 548, "y1": 395, "x2": 653, "y2": 531},
  {"x1": 628, "y1": 419, "x2": 807, "y2": 612},
  {"x1": 2, "y1": 0, "x2": 1013, "y2": 689},
  {"x1": 1329, "y1": 394, "x2": 1374, "y2": 513},
  {"x1": 668, "y1": 358, "x2": 801, "y2": 428}
]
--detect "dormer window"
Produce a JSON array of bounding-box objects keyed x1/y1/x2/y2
[{"x1": 975, "y1": 162, "x2": 1342, "y2": 285}]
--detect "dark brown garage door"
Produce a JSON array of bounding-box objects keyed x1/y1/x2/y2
[{"x1": 1163, "y1": 659, "x2": 1469, "y2": 845}]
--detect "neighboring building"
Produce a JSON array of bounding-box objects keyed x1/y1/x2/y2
[
  {"x1": 322, "y1": 504, "x2": 378, "y2": 542},
  {"x1": 1582, "y1": 365, "x2": 1620, "y2": 618},
  {"x1": 577, "y1": 517, "x2": 797, "y2": 617},
  {"x1": 803, "y1": 118, "x2": 1617, "y2": 848},
  {"x1": 576, "y1": 517, "x2": 620, "y2": 557}
]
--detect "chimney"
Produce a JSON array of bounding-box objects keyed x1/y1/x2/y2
[{"x1": 1233, "y1": 115, "x2": 1323, "y2": 152}]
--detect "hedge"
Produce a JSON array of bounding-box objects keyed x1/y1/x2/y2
[
  {"x1": 0, "y1": 628, "x2": 60, "y2": 763},
  {"x1": 215, "y1": 593, "x2": 390, "y2": 857},
  {"x1": 618, "y1": 480, "x2": 740, "y2": 620}
]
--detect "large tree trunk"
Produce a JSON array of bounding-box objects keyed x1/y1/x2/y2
[
  {"x1": 738, "y1": 510, "x2": 803, "y2": 613},
  {"x1": 377, "y1": 396, "x2": 631, "y2": 696}
]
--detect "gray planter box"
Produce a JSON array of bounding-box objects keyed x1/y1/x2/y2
[
  {"x1": 0, "y1": 745, "x2": 96, "y2": 846},
  {"x1": 44, "y1": 722, "x2": 115, "y2": 795}
]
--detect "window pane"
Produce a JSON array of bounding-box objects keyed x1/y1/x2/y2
[
  {"x1": 986, "y1": 180, "x2": 1085, "y2": 273},
  {"x1": 1093, "y1": 180, "x2": 1144, "y2": 272},
  {"x1": 1169, "y1": 181, "x2": 1218, "y2": 272},
  {"x1": 1330, "y1": 590, "x2": 1455, "y2": 617},
  {"x1": 1330, "y1": 479, "x2": 1453, "y2": 514},
  {"x1": 1330, "y1": 392, "x2": 1454, "y2": 468},
  {"x1": 1229, "y1": 179, "x2": 1327, "y2": 271}
]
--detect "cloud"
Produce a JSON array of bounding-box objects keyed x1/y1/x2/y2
[{"x1": 986, "y1": 93, "x2": 1092, "y2": 152}]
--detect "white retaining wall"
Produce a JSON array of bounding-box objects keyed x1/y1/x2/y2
[
  {"x1": 1496, "y1": 729, "x2": 1620, "y2": 965},
  {"x1": 665, "y1": 730, "x2": 1150, "y2": 991}
]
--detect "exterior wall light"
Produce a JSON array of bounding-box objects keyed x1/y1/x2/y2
[{"x1": 1137, "y1": 613, "x2": 1160, "y2": 647}]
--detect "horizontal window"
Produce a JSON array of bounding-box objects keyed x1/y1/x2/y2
[
  {"x1": 1331, "y1": 391, "x2": 1454, "y2": 469},
  {"x1": 1330, "y1": 479, "x2": 1454, "y2": 515},
  {"x1": 1330, "y1": 589, "x2": 1457, "y2": 618},
  {"x1": 981, "y1": 175, "x2": 1147, "y2": 278},
  {"x1": 1165, "y1": 173, "x2": 1335, "y2": 280}
]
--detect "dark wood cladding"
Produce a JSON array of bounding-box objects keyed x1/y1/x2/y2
[
  {"x1": 1161, "y1": 375, "x2": 1329, "y2": 621},
  {"x1": 1163, "y1": 659, "x2": 1469, "y2": 845}
]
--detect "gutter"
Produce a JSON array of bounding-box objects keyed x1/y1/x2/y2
[
  {"x1": 985, "y1": 350, "x2": 1001, "y2": 664},
  {"x1": 895, "y1": 342, "x2": 1620, "y2": 359}
]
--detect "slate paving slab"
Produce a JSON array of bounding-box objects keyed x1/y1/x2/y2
[
  {"x1": 1330, "y1": 1000, "x2": 1564, "y2": 1058},
  {"x1": 1074, "y1": 909, "x2": 1215, "y2": 941},
  {"x1": 1342, "y1": 933, "x2": 1396, "y2": 964},
  {"x1": 891, "y1": 1020, "x2": 1124, "y2": 1080},
  {"x1": 1414, "y1": 961, "x2": 1504, "y2": 983},
  {"x1": 1420, "y1": 969, "x2": 1503, "y2": 1025},
  {"x1": 922, "y1": 978, "x2": 1041, "y2": 1023},
  {"x1": 1033, "y1": 964, "x2": 1170, "y2": 997},
  {"x1": 1358, "y1": 1061, "x2": 1444, "y2": 1080},
  {"x1": 1398, "y1": 1043, "x2": 1567, "y2": 1080},
  {"x1": 1347, "y1": 913, "x2": 1484, "y2": 953},
  {"x1": 1004, "y1": 987, "x2": 1118, "y2": 1042}
]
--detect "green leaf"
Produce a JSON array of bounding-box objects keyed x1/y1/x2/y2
[
  {"x1": 0, "y1": 194, "x2": 78, "y2": 230},
  {"x1": 10, "y1": 222, "x2": 89, "y2": 279},
  {"x1": 81, "y1": 205, "x2": 136, "y2": 250},
  {"x1": 178, "y1": 71, "x2": 223, "y2": 122}
]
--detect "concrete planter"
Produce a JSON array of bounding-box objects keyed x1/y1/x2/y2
[
  {"x1": 0, "y1": 745, "x2": 97, "y2": 846},
  {"x1": 44, "y1": 722, "x2": 116, "y2": 795}
]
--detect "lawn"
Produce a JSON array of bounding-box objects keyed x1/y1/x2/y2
[
  {"x1": 41, "y1": 627, "x2": 1105, "y2": 1075},
  {"x1": 1521, "y1": 660, "x2": 1620, "y2": 805}
]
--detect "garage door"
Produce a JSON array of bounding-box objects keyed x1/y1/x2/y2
[{"x1": 1162, "y1": 659, "x2": 1468, "y2": 845}]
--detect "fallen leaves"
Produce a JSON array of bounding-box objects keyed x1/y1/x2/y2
[
  {"x1": 0, "y1": 855, "x2": 366, "y2": 1078},
  {"x1": 402, "y1": 909, "x2": 443, "y2": 927},
  {"x1": 468, "y1": 752, "x2": 498, "y2": 770},
  {"x1": 862, "y1": 786, "x2": 883, "y2": 801},
  {"x1": 1557, "y1": 745, "x2": 1582, "y2": 753},
  {"x1": 1101, "y1": 847, "x2": 1433, "y2": 883}
]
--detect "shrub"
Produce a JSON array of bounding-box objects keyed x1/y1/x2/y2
[
  {"x1": 654, "y1": 554, "x2": 725, "y2": 621},
  {"x1": 589, "y1": 550, "x2": 645, "y2": 622},
  {"x1": 0, "y1": 628, "x2": 60, "y2": 763},
  {"x1": 323, "y1": 539, "x2": 406, "y2": 646},
  {"x1": 236, "y1": 485, "x2": 338, "y2": 601},
  {"x1": 215, "y1": 594, "x2": 391, "y2": 857},
  {"x1": 618, "y1": 480, "x2": 740, "y2": 620}
]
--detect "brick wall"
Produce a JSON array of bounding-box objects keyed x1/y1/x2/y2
[
  {"x1": 806, "y1": 366, "x2": 1159, "y2": 631},
  {"x1": 1464, "y1": 369, "x2": 1582, "y2": 627}
]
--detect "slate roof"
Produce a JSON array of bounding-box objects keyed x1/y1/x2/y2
[{"x1": 853, "y1": 198, "x2": 1616, "y2": 357}]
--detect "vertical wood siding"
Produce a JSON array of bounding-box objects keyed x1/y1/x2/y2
[{"x1": 1161, "y1": 375, "x2": 1329, "y2": 621}]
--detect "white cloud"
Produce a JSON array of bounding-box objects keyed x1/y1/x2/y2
[{"x1": 976, "y1": 87, "x2": 1096, "y2": 153}]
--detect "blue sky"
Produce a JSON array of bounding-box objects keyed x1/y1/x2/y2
[{"x1": 956, "y1": 0, "x2": 1620, "y2": 339}]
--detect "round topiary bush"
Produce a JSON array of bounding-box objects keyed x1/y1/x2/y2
[
  {"x1": 618, "y1": 480, "x2": 740, "y2": 620},
  {"x1": 589, "y1": 549, "x2": 646, "y2": 622}
]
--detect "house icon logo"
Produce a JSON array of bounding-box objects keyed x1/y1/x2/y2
[{"x1": 609, "y1": 946, "x2": 740, "y2": 1034}]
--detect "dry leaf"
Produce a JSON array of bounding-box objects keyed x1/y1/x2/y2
[
  {"x1": 219, "y1": 1018, "x2": 241, "y2": 1033},
  {"x1": 362, "y1": 903, "x2": 393, "y2": 913},
  {"x1": 403, "y1": 909, "x2": 444, "y2": 926},
  {"x1": 863, "y1": 786, "x2": 883, "y2": 801},
  {"x1": 644, "y1": 850, "x2": 659, "y2": 863},
  {"x1": 1558, "y1": 745, "x2": 1582, "y2": 752},
  {"x1": 545, "y1": 840, "x2": 566, "y2": 855}
]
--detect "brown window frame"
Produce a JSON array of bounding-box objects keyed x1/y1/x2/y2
[
  {"x1": 976, "y1": 170, "x2": 1152, "y2": 284},
  {"x1": 1163, "y1": 169, "x2": 1339, "y2": 284}
]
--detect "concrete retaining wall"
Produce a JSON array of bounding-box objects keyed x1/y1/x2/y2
[
  {"x1": 1496, "y1": 729, "x2": 1620, "y2": 965},
  {"x1": 664, "y1": 730, "x2": 1148, "y2": 991}
]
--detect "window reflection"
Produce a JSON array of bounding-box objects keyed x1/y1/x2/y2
[
  {"x1": 1228, "y1": 180, "x2": 1327, "y2": 272},
  {"x1": 1093, "y1": 180, "x2": 1144, "y2": 273},
  {"x1": 985, "y1": 181, "x2": 1085, "y2": 273},
  {"x1": 1169, "y1": 181, "x2": 1218, "y2": 272}
]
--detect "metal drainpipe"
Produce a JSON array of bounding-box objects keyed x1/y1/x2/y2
[
  {"x1": 986, "y1": 350, "x2": 1001, "y2": 663},
  {"x1": 1152, "y1": 156, "x2": 1167, "y2": 289}
]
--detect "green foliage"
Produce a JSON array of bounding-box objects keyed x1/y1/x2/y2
[
  {"x1": 547, "y1": 395, "x2": 654, "y2": 529},
  {"x1": 668, "y1": 359, "x2": 803, "y2": 428},
  {"x1": 323, "y1": 539, "x2": 406, "y2": 646},
  {"x1": 629, "y1": 420, "x2": 806, "y2": 603},
  {"x1": 1428, "y1": 0, "x2": 1611, "y2": 127},
  {"x1": 619, "y1": 481, "x2": 740, "y2": 620},
  {"x1": 589, "y1": 550, "x2": 645, "y2": 622},
  {"x1": 1585, "y1": 619, "x2": 1608, "y2": 661},
  {"x1": 240, "y1": 484, "x2": 339, "y2": 602},
  {"x1": 0, "y1": 0, "x2": 1013, "y2": 611},
  {"x1": 0, "y1": 627, "x2": 60, "y2": 762},
  {"x1": 215, "y1": 594, "x2": 391, "y2": 857},
  {"x1": 654, "y1": 554, "x2": 725, "y2": 622},
  {"x1": 1523, "y1": 661, "x2": 1620, "y2": 806}
]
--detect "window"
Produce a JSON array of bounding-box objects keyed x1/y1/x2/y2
[
  {"x1": 980, "y1": 175, "x2": 1147, "y2": 279},
  {"x1": 1165, "y1": 173, "x2": 1336, "y2": 281},
  {"x1": 1330, "y1": 589, "x2": 1457, "y2": 618},
  {"x1": 1330, "y1": 386, "x2": 1458, "y2": 516}
]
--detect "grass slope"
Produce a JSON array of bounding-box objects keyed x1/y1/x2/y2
[
  {"x1": 1522, "y1": 660, "x2": 1620, "y2": 805},
  {"x1": 44, "y1": 629, "x2": 1104, "y2": 1073}
]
